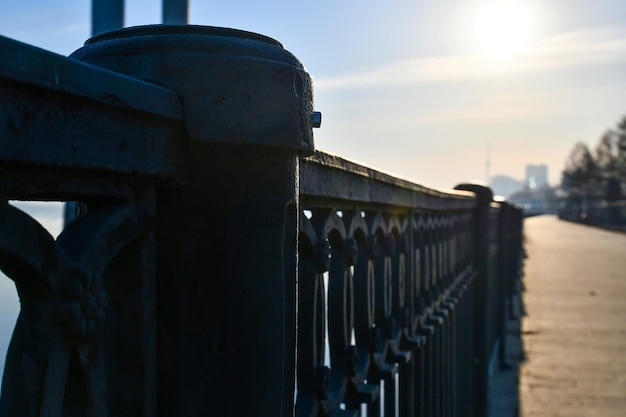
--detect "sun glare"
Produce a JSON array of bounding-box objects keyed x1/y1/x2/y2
[{"x1": 472, "y1": 1, "x2": 535, "y2": 60}]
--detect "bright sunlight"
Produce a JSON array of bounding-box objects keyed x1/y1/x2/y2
[{"x1": 472, "y1": 1, "x2": 535, "y2": 60}]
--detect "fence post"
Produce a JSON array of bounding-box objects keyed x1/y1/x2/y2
[
  {"x1": 454, "y1": 182, "x2": 494, "y2": 417},
  {"x1": 71, "y1": 25, "x2": 316, "y2": 416},
  {"x1": 91, "y1": 0, "x2": 124, "y2": 35}
]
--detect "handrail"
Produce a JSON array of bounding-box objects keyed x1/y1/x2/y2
[
  {"x1": 302, "y1": 151, "x2": 477, "y2": 211},
  {"x1": 0, "y1": 27, "x2": 524, "y2": 417},
  {"x1": 0, "y1": 35, "x2": 183, "y2": 120}
]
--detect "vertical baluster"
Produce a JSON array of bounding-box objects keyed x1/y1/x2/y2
[
  {"x1": 296, "y1": 214, "x2": 327, "y2": 416},
  {"x1": 411, "y1": 214, "x2": 426, "y2": 417},
  {"x1": 345, "y1": 211, "x2": 381, "y2": 413},
  {"x1": 455, "y1": 183, "x2": 494, "y2": 417}
]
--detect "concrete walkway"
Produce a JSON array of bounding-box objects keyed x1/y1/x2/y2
[{"x1": 519, "y1": 216, "x2": 626, "y2": 416}]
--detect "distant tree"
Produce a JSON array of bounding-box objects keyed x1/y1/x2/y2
[
  {"x1": 561, "y1": 114, "x2": 626, "y2": 196},
  {"x1": 595, "y1": 130, "x2": 617, "y2": 174},
  {"x1": 615, "y1": 115, "x2": 626, "y2": 182},
  {"x1": 594, "y1": 130, "x2": 622, "y2": 201},
  {"x1": 561, "y1": 142, "x2": 598, "y2": 193},
  {"x1": 560, "y1": 114, "x2": 626, "y2": 222}
]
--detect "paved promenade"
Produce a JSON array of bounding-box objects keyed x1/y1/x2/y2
[{"x1": 519, "y1": 216, "x2": 626, "y2": 416}]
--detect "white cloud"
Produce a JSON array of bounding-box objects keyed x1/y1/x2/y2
[{"x1": 314, "y1": 26, "x2": 626, "y2": 91}]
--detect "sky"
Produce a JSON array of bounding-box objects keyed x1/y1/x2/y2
[
  {"x1": 1, "y1": 0, "x2": 625, "y2": 187},
  {"x1": 0, "y1": 0, "x2": 625, "y2": 377}
]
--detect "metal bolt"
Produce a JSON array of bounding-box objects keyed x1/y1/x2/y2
[{"x1": 311, "y1": 111, "x2": 322, "y2": 128}]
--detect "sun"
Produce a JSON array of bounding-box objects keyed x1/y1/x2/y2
[{"x1": 472, "y1": 1, "x2": 535, "y2": 60}]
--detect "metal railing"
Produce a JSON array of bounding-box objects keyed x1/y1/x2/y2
[
  {"x1": 559, "y1": 197, "x2": 626, "y2": 231},
  {"x1": 0, "y1": 25, "x2": 523, "y2": 417}
]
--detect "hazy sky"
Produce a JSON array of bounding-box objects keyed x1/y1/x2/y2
[
  {"x1": 0, "y1": 0, "x2": 625, "y2": 376},
  {"x1": 1, "y1": 0, "x2": 625, "y2": 188}
]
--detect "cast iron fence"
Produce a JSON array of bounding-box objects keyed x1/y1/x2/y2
[{"x1": 0, "y1": 25, "x2": 523, "y2": 417}]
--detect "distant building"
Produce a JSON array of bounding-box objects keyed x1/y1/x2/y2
[
  {"x1": 490, "y1": 175, "x2": 524, "y2": 199},
  {"x1": 526, "y1": 164, "x2": 548, "y2": 189}
]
